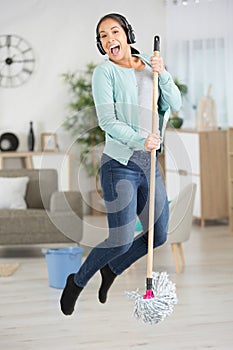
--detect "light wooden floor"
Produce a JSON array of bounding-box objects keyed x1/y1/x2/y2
[{"x1": 1, "y1": 220, "x2": 233, "y2": 350}]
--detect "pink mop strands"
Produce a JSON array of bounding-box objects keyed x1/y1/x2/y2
[{"x1": 126, "y1": 272, "x2": 177, "y2": 325}]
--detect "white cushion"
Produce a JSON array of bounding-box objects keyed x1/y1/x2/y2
[{"x1": 0, "y1": 177, "x2": 29, "y2": 209}]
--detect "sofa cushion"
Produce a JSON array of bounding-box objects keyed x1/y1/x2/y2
[
  {"x1": 0, "y1": 176, "x2": 29, "y2": 209},
  {"x1": 0, "y1": 169, "x2": 58, "y2": 209},
  {"x1": 0, "y1": 209, "x2": 74, "y2": 244}
]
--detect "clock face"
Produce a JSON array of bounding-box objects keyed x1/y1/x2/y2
[{"x1": 0, "y1": 34, "x2": 35, "y2": 88}]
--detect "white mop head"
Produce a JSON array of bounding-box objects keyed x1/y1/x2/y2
[{"x1": 126, "y1": 271, "x2": 177, "y2": 325}]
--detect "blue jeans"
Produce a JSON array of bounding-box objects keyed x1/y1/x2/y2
[{"x1": 74, "y1": 151, "x2": 169, "y2": 287}]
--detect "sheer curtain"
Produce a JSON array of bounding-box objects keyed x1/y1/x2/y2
[{"x1": 165, "y1": 0, "x2": 233, "y2": 128}]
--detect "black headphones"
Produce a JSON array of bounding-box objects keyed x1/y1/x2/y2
[{"x1": 96, "y1": 13, "x2": 136, "y2": 55}]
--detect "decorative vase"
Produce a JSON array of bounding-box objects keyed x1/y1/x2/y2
[
  {"x1": 28, "y1": 121, "x2": 35, "y2": 151},
  {"x1": 168, "y1": 115, "x2": 183, "y2": 129}
]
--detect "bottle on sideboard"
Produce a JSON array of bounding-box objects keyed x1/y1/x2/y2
[{"x1": 28, "y1": 121, "x2": 35, "y2": 151}]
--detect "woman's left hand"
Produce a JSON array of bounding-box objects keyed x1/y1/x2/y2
[
  {"x1": 150, "y1": 56, "x2": 165, "y2": 75},
  {"x1": 144, "y1": 133, "x2": 160, "y2": 151}
]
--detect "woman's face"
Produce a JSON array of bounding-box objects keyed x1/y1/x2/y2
[{"x1": 98, "y1": 18, "x2": 130, "y2": 62}]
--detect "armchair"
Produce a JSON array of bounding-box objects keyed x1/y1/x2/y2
[{"x1": 167, "y1": 183, "x2": 197, "y2": 273}]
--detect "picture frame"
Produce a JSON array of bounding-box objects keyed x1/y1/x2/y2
[{"x1": 41, "y1": 133, "x2": 58, "y2": 152}]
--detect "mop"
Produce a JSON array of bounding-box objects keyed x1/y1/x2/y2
[{"x1": 126, "y1": 36, "x2": 177, "y2": 325}]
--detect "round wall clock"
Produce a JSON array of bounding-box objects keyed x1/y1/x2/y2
[{"x1": 0, "y1": 34, "x2": 36, "y2": 88}]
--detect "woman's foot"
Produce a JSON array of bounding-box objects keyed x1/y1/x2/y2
[
  {"x1": 99, "y1": 265, "x2": 117, "y2": 303},
  {"x1": 60, "y1": 274, "x2": 83, "y2": 315}
]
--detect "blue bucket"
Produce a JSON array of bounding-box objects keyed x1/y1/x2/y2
[{"x1": 45, "y1": 247, "x2": 84, "y2": 289}]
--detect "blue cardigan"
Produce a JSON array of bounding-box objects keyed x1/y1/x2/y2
[{"x1": 92, "y1": 53, "x2": 181, "y2": 165}]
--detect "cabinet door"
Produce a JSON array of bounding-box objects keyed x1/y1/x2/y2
[
  {"x1": 165, "y1": 131, "x2": 200, "y2": 175},
  {"x1": 166, "y1": 171, "x2": 201, "y2": 218}
]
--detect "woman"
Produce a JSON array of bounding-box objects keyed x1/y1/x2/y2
[{"x1": 60, "y1": 13, "x2": 181, "y2": 316}]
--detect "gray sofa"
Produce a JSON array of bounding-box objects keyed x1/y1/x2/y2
[{"x1": 0, "y1": 169, "x2": 83, "y2": 246}]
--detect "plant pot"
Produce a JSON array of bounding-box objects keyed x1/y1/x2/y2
[{"x1": 168, "y1": 116, "x2": 183, "y2": 129}]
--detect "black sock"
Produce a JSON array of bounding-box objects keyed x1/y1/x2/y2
[
  {"x1": 99, "y1": 265, "x2": 117, "y2": 304},
  {"x1": 60, "y1": 273, "x2": 83, "y2": 315}
]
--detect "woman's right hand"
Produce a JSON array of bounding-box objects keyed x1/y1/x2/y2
[{"x1": 144, "y1": 133, "x2": 160, "y2": 151}]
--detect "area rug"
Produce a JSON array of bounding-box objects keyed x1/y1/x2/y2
[{"x1": 0, "y1": 263, "x2": 20, "y2": 277}]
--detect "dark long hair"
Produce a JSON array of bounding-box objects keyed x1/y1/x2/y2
[{"x1": 96, "y1": 13, "x2": 140, "y2": 55}]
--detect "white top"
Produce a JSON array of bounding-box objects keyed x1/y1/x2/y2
[{"x1": 134, "y1": 64, "x2": 160, "y2": 138}]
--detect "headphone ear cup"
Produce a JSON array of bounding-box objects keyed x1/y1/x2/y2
[
  {"x1": 97, "y1": 40, "x2": 106, "y2": 55},
  {"x1": 127, "y1": 26, "x2": 136, "y2": 44}
]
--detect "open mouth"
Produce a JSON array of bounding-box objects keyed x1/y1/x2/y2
[{"x1": 110, "y1": 44, "x2": 120, "y2": 56}]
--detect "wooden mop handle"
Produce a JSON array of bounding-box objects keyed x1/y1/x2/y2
[{"x1": 147, "y1": 36, "x2": 160, "y2": 280}]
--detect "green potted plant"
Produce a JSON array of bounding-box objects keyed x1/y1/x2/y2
[
  {"x1": 168, "y1": 77, "x2": 188, "y2": 128},
  {"x1": 62, "y1": 63, "x2": 105, "y2": 214},
  {"x1": 62, "y1": 63, "x2": 105, "y2": 179}
]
